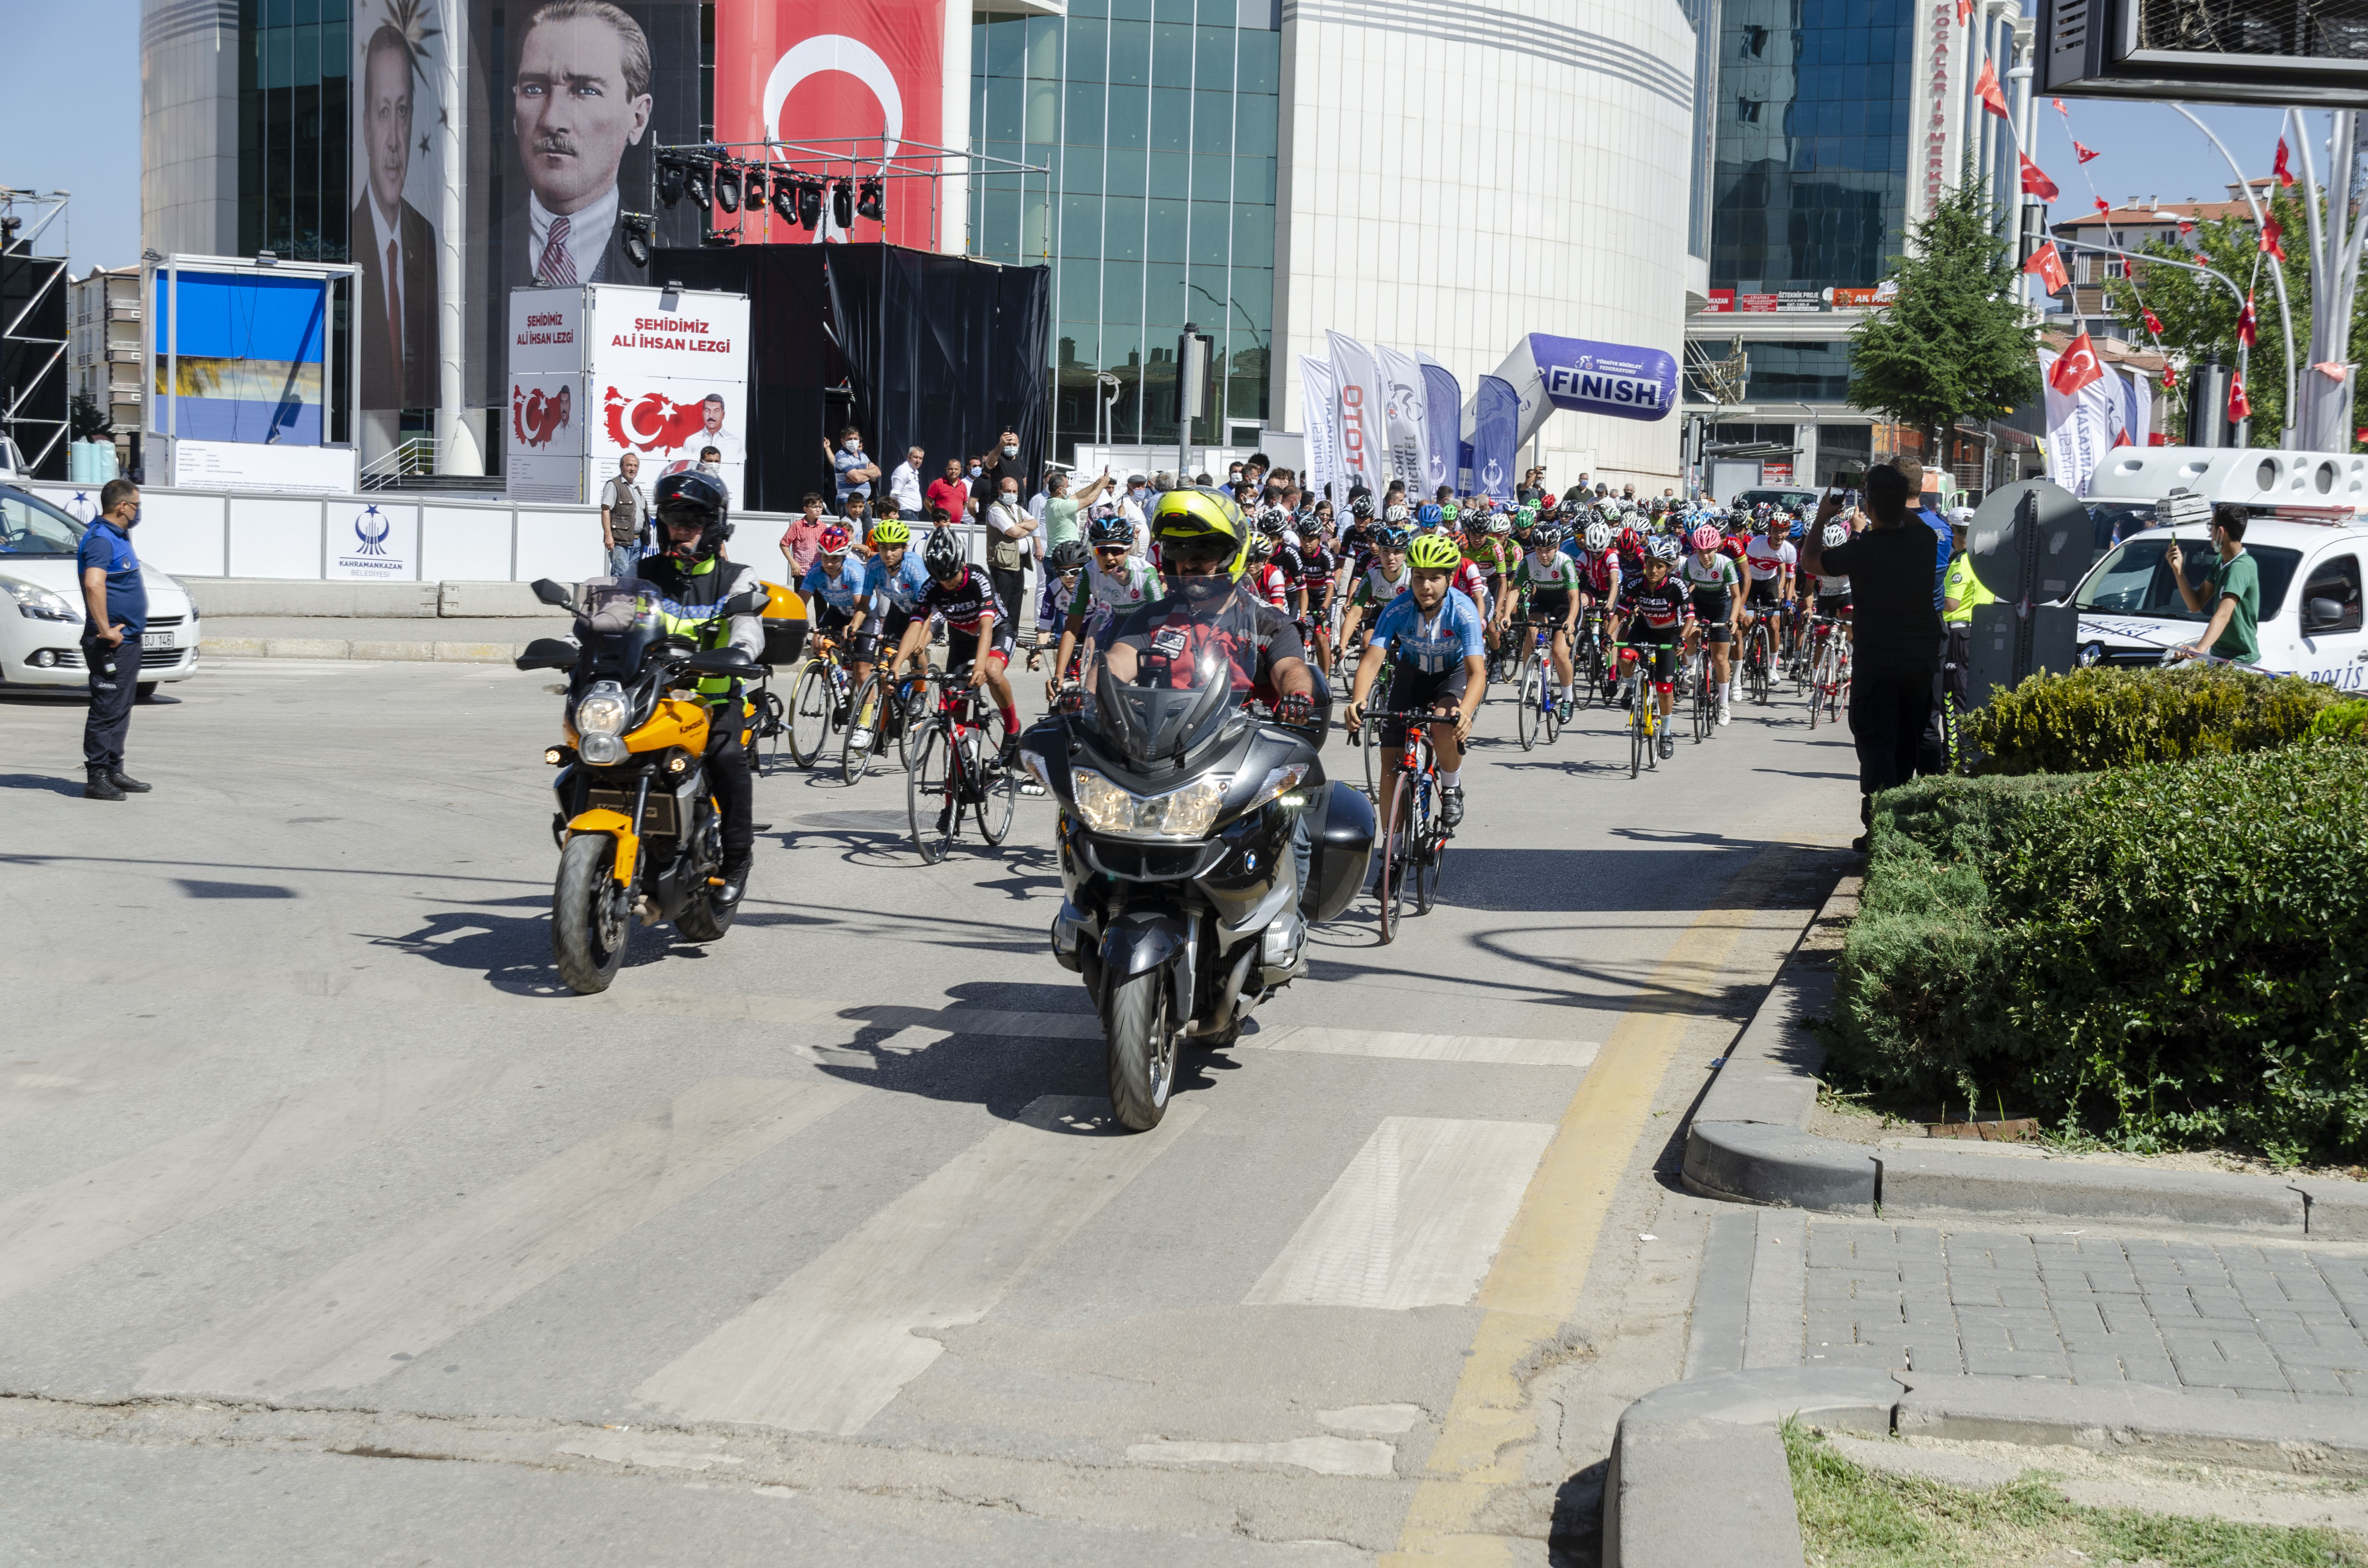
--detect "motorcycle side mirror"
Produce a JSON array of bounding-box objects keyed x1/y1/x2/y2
[
  {"x1": 530, "y1": 578, "x2": 575, "y2": 609},
  {"x1": 722, "y1": 588, "x2": 766, "y2": 617},
  {"x1": 515, "y1": 637, "x2": 580, "y2": 671}
]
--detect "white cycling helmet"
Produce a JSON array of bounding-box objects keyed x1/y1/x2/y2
[
  {"x1": 1583, "y1": 521, "x2": 1613, "y2": 552},
  {"x1": 1822, "y1": 522, "x2": 1850, "y2": 549},
  {"x1": 1385, "y1": 503, "x2": 1411, "y2": 525},
  {"x1": 1490, "y1": 512, "x2": 1514, "y2": 536}
]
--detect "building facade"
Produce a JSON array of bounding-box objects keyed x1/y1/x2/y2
[{"x1": 69, "y1": 267, "x2": 146, "y2": 471}]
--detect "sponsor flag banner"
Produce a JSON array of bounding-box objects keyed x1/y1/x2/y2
[
  {"x1": 1325, "y1": 331, "x2": 1388, "y2": 501},
  {"x1": 1526, "y1": 333, "x2": 1678, "y2": 425},
  {"x1": 1418, "y1": 355, "x2": 1462, "y2": 493},
  {"x1": 1472, "y1": 376, "x2": 1519, "y2": 504},
  {"x1": 1375, "y1": 343, "x2": 1431, "y2": 494},
  {"x1": 1298, "y1": 357, "x2": 1340, "y2": 506},
  {"x1": 2040, "y1": 348, "x2": 2106, "y2": 497}
]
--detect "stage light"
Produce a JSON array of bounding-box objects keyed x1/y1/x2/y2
[
  {"x1": 715, "y1": 161, "x2": 742, "y2": 213},
  {"x1": 830, "y1": 178, "x2": 854, "y2": 230},
  {"x1": 795, "y1": 176, "x2": 823, "y2": 231},
  {"x1": 622, "y1": 213, "x2": 654, "y2": 268},
  {"x1": 656, "y1": 155, "x2": 686, "y2": 208},
  {"x1": 741, "y1": 165, "x2": 766, "y2": 208},
  {"x1": 682, "y1": 159, "x2": 711, "y2": 208},
  {"x1": 770, "y1": 170, "x2": 798, "y2": 224},
  {"x1": 856, "y1": 178, "x2": 885, "y2": 223}
]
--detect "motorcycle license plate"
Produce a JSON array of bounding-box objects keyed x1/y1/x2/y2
[{"x1": 141, "y1": 631, "x2": 173, "y2": 650}]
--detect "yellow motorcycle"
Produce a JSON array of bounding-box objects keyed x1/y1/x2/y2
[{"x1": 520, "y1": 577, "x2": 771, "y2": 993}]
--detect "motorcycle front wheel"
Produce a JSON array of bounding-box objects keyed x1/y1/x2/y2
[
  {"x1": 1105, "y1": 966, "x2": 1176, "y2": 1130},
  {"x1": 552, "y1": 833, "x2": 630, "y2": 993}
]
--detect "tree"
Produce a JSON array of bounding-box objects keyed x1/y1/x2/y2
[
  {"x1": 1848, "y1": 176, "x2": 2041, "y2": 458},
  {"x1": 69, "y1": 391, "x2": 109, "y2": 443}
]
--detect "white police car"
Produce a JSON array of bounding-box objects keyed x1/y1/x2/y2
[
  {"x1": 0, "y1": 483, "x2": 200, "y2": 698},
  {"x1": 2072, "y1": 516, "x2": 2368, "y2": 686}
]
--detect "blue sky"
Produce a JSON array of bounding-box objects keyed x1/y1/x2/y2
[{"x1": 0, "y1": 0, "x2": 2322, "y2": 279}]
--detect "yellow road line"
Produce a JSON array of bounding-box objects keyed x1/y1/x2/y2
[{"x1": 1382, "y1": 855, "x2": 1791, "y2": 1565}]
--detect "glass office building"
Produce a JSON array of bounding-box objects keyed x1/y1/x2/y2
[
  {"x1": 967, "y1": 1, "x2": 1280, "y2": 459},
  {"x1": 236, "y1": 0, "x2": 351, "y2": 263}
]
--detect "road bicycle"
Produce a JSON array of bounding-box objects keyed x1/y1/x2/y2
[
  {"x1": 1505, "y1": 616, "x2": 1563, "y2": 751},
  {"x1": 1612, "y1": 640, "x2": 1663, "y2": 778},
  {"x1": 1680, "y1": 626, "x2": 1716, "y2": 744},
  {"x1": 905, "y1": 668, "x2": 1018, "y2": 863},
  {"x1": 839, "y1": 663, "x2": 933, "y2": 785},
  {"x1": 1741, "y1": 613, "x2": 1776, "y2": 707},
  {"x1": 1371, "y1": 711, "x2": 1456, "y2": 945},
  {"x1": 1803, "y1": 615, "x2": 1852, "y2": 730},
  {"x1": 1573, "y1": 604, "x2": 1608, "y2": 708},
  {"x1": 745, "y1": 673, "x2": 790, "y2": 773},
  {"x1": 784, "y1": 636, "x2": 855, "y2": 767},
  {"x1": 1356, "y1": 659, "x2": 1395, "y2": 802}
]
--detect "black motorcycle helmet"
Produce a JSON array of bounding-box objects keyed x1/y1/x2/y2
[{"x1": 652, "y1": 470, "x2": 732, "y2": 561}]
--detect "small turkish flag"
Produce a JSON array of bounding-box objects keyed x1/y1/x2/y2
[
  {"x1": 2095, "y1": 197, "x2": 2114, "y2": 216},
  {"x1": 1957, "y1": 0, "x2": 1972, "y2": 22},
  {"x1": 2238, "y1": 294, "x2": 2257, "y2": 348},
  {"x1": 2026, "y1": 242, "x2": 2071, "y2": 293},
  {"x1": 2229, "y1": 373, "x2": 2251, "y2": 423},
  {"x1": 2054, "y1": 97, "x2": 2070, "y2": 116},
  {"x1": 2074, "y1": 140, "x2": 2100, "y2": 164},
  {"x1": 2261, "y1": 214, "x2": 2287, "y2": 261},
  {"x1": 2275, "y1": 138, "x2": 2296, "y2": 188},
  {"x1": 2177, "y1": 216, "x2": 2196, "y2": 234},
  {"x1": 2163, "y1": 364, "x2": 2179, "y2": 392},
  {"x1": 2020, "y1": 154, "x2": 2059, "y2": 200},
  {"x1": 2315, "y1": 360, "x2": 2351, "y2": 382},
  {"x1": 2049, "y1": 330, "x2": 2105, "y2": 396},
  {"x1": 1977, "y1": 59, "x2": 2011, "y2": 119},
  {"x1": 2143, "y1": 308, "x2": 2165, "y2": 335}
]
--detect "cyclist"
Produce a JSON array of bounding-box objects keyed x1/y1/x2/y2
[
  {"x1": 892, "y1": 526, "x2": 1023, "y2": 762},
  {"x1": 1572, "y1": 519, "x2": 1623, "y2": 694},
  {"x1": 1347, "y1": 531, "x2": 1487, "y2": 830},
  {"x1": 1513, "y1": 521, "x2": 1584, "y2": 718},
  {"x1": 1337, "y1": 522, "x2": 1414, "y2": 663},
  {"x1": 1051, "y1": 515, "x2": 1164, "y2": 698},
  {"x1": 1468, "y1": 508, "x2": 1518, "y2": 669},
  {"x1": 1029, "y1": 538, "x2": 1090, "y2": 673},
  {"x1": 799, "y1": 523, "x2": 880, "y2": 691},
  {"x1": 1244, "y1": 524, "x2": 1292, "y2": 611},
  {"x1": 1613, "y1": 534, "x2": 1688, "y2": 761},
  {"x1": 1740, "y1": 518, "x2": 1797, "y2": 669},
  {"x1": 1295, "y1": 521, "x2": 1339, "y2": 674},
  {"x1": 865, "y1": 517, "x2": 933, "y2": 694},
  {"x1": 1810, "y1": 514, "x2": 1856, "y2": 633},
  {"x1": 1678, "y1": 522, "x2": 1743, "y2": 724}
]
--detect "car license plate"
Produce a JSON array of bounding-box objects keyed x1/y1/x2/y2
[{"x1": 141, "y1": 631, "x2": 173, "y2": 651}]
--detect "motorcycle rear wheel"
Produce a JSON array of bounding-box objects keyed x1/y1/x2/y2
[
  {"x1": 1105, "y1": 967, "x2": 1176, "y2": 1131},
  {"x1": 552, "y1": 833, "x2": 629, "y2": 994}
]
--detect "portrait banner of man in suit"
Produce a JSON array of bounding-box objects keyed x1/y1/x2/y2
[
  {"x1": 505, "y1": 0, "x2": 655, "y2": 295},
  {"x1": 351, "y1": 10, "x2": 445, "y2": 411}
]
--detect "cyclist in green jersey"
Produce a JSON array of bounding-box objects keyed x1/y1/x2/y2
[{"x1": 1337, "y1": 524, "x2": 1413, "y2": 662}]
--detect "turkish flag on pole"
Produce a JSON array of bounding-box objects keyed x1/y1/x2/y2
[
  {"x1": 2177, "y1": 216, "x2": 2197, "y2": 235},
  {"x1": 2049, "y1": 330, "x2": 2106, "y2": 396},
  {"x1": 2095, "y1": 198, "x2": 2114, "y2": 216},
  {"x1": 2074, "y1": 140, "x2": 2100, "y2": 163},
  {"x1": 2162, "y1": 363, "x2": 2179, "y2": 392},
  {"x1": 1976, "y1": 59, "x2": 2011, "y2": 118},
  {"x1": 2229, "y1": 372, "x2": 2251, "y2": 423},
  {"x1": 2019, "y1": 154, "x2": 2060, "y2": 200},
  {"x1": 2142, "y1": 308, "x2": 2165, "y2": 335},
  {"x1": 2275, "y1": 138, "x2": 2296, "y2": 188},
  {"x1": 2025, "y1": 242, "x2": 2071, "y2": 294},
  {"x1": 2238, "y1": 294, "x2": 2257, "y2": 348},
  {"x1": 1956, "y1": 0, "x2": 1972, "y2": 21},
  {"x1": 2261, "y1": 214, "x2": 2287, "y2": 262}
]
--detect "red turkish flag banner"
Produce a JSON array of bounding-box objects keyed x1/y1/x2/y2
[
  {"x1": 2049, "y1": 330, "x2": 2105, "y2": 396},
  {"x1": 2095, "y1": 197, "x2": 2113, "y2": 216},
  {"x1": 2229, "y1": 373, "x2": 2251, "y2": 422},
  {"x1": 2019, "y1": 154, "x2": 2059, "y2": 200},
  {"x1": 2142, "y1": 308, "x2": 2165, "y2": 335},
  {"x1": 2261, "y1": 215, "x2": 2287, "y2": 262},
  {"x1": 2275, "y1": 138, "x2": 2296, "y2": 188},
  {"x1": 1957, "y1": 0, "x2": 1972, "y2": 21},
  {"x1": 2238, "y1": 294, "x2": 2257, "y2": 348},
  {"x1": 713, "y1": 0, "x2": 948, "y2": 250},
  {"x1": 2177, "y1": 216, "x2": 2196, "y2": 235},
  {"x1": 2074, "y1": 140, "x2": 2100, "y2": 163},
  {"x1": 2163, "y1": 364, "x2": 2179, "y2": 392},
  {"x1": 2026, "y1": 242, "x2": 2071, "y2": 294},
  {"x1": 1976, "y1": 59, "x2": 2011, "y2": 119}
]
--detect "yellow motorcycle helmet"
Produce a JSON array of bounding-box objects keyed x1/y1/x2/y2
[{"x1": 1149, "y1": 486, "x2": 1248, "y2": 604}]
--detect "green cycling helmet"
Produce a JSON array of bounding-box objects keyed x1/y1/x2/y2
[
  {"x1": 1515, "y1": 503, "x2": 1539, "y2": 526},
  {"x1": 1406, "y1": 533, "x2": 1464, "y2": 572},
  {"x1": 1440, "y1": 503, "x2": 1460, "y2": 525}
]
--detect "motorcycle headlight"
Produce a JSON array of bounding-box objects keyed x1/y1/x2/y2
[
  {"x1": 0, "y1": 575, "x2": 78, "y2": 622},
  {"x1": 575, "y1": 681, "x2": 630, "y2": 736},
  {"x1": 1071, "y1": 767, "x2": 1226, "y2": 841},
  {"x1": 579, "y1": 734, "x2": 628, "y2": 766},
  {"x1": 1019, "y1": 748, "x2": 1056, "y2": 792},
  {"x1": 1239, "y1": 763, "x2": 1308, "y2": 816}
]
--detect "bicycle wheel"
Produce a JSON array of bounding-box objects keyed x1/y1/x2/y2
[
  {"x1": 1412, "y1": 763, "x2": 1442, "y2": 916},
  {"x1": 787, "y1": 660, "x2": 836, "y2": 767},
  {"x1": 1513, "y1": 651, "x2": 1539, "y2": 751},
  {"x1": 840, "y1": 674, "x2": 883, "y2": 786},
  {"x1": 974, "y1": 728, "x2": 1018, "y2": 845},
  {"x1": 1834, "y1": 645, "x2": 1852, "y2": 726},
  {"x1": 1807, "y1": 643, "x2": 1828, "y2": 730},
  {"x1": 895, "y1": 674, "x2": 933, "y2": 772},
  {"x1": 1629, "y1": 693, "x2": 1647, "y2": 778},
  {"x1": 1692, "y1": 659, "x2": 1712, "y2": 743},
  {"x1": 1542, "y1": 668, "x2": 1562, "y2": 744},
  {"x1": 906, "y1": 723, "x2": 955, "y2": 863},
  {"x1": 1376, "y1": 768, "x2": 1413, "y2": 944},
  {"x1": 756, "y1": 686, "x2": 789, "y2": 773},
  {"x1": 1576, "y1": 633, "x2": 1602, "y2": 710}
]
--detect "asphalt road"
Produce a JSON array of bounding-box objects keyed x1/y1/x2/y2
[{"x1": 0, "y1": 653, "x2": 1856, "y2": 1565}]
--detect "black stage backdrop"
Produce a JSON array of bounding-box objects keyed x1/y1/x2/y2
[{"x1": 652, "y1": 243, "x2": 1049, "y2": 516}]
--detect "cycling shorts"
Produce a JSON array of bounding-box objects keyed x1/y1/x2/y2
[
  {"x1": 1814, "y1": 592, "x2": 1854, "y2": 623},
  {"x1": 947, "y1": 621, "x2": 1015, "y2": 673},
  {"x1": 1381, "y1": 662, "x2": 1468, "y2": 749},
  {"x1": 1687, "y1": 588, "x2": 1733, "y2": 643},
  {"x1": 1747, "y1": 577, "x2": 1785, "y2": 610},
  {"x1": 878, "y1": 604, "x2": 921, "y2": 647},
  {"x1": 1527, "y1": 589, "x2": 1573, "y2": 626},
  {"x1": 1621, "y1": 627, "x2": 1681, "y2": 687}
]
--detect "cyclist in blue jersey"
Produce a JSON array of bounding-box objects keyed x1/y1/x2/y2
[
  {"x1": 799, "y1": 524, "x2": 881, "y2": 689},
  {"x1": 864, "y1": 518, "x2": 934, "y2": 681},
  {"x1": 1346, "y1": 532, "x2": 1487, "y2": 829}
]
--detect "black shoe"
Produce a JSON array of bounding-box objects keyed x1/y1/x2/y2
[
  {"x1": 109, "y1": 771, "x2": 151, "y2": 793},
  {"x1": 1440, "y1": 784, "x2": 1465, "y2": 829},
  {"x1": 999, "y1": 735, "x2": 1022, "y2": 767},
  {"x1": 84, "y1": 771, "x2": 125, "y2": 801},
  {"x1": 716, "y1": 855, "x2": 752, "y2": 905}
]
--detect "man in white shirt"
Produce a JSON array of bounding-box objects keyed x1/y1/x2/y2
[
  {"x1": 887, "y1": 445, "x2": 925, "y2": 515},
  {"x1": 507, "y1": 0, "x2": 654, "y2": 293}
]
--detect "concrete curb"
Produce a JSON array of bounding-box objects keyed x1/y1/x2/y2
[
  {"x1": 1679, "y1": 882, "x2": 2359, "y2": 1233},
  {"x1": 203, "y1": 637, "x2": 530, "y2": 664},
  {"x1": 1602, "y1": 1366, "x2": 2368, "y2": 1567}
]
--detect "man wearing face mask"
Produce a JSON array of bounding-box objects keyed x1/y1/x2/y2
[
  {"x1": 984, "y1": 472, "x2": 1038, "y2": 632},
  {"x1": 971, "y1": 428, "x2": 1024, "y2": 520},
  {"x1": 76, "y1": 480, "x2": 150, "y2": 800},
  {"x1": 829, "y1": 425, "x2": 879, "y2": 513}
]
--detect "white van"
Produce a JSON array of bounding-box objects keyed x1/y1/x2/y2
[{"x1": 2070, "y1": 447, "x2": 2368, "y2": 686}]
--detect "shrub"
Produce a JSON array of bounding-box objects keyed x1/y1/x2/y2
[
  {"x1": 2307, "y1": 698, "x2": 2368, "y2": 744},
  {"x1": 1829, "y1": 748, "x2": 2368, "y2": 1162},
  {"x1": 1969, "y1": 664, "x2": 2337, "y2": 775}
]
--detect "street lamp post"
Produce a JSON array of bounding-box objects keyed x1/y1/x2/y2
[
  {"x1": 2279, "y1": 110, "x2": 2368, "y2": 453},
  {"x1": 2168, "y1": 104, "x2": 2299, "y2": 446},
  {"x1": 2053, "y1": 233, "x2": 2252, "y2": 441}
]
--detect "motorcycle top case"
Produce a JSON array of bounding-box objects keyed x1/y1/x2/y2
[{"x1": 1300, "y1": 779, "x2": 1375, "y2": 926}]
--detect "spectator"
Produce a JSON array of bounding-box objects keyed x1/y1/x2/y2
[
  {"x1": 781, "y1": 492, "x2": 828, "y2": 580},
  {"x1": 1120, "y1": 474, "x2": 1151, "y2": 527},
  {"x1": 1801, "y1": 464, "x2": 1944, "y2": 852},
  {"x1": 77, "y1": 478, "x2": 149, "y2": 800},
  {"x1": 983, "y1": 471, "x2": 1037, "y2": 630},
  {"x1": 925, "y1": 458, "x2": 972, "y2": 524},
  {"x1": 972, "y1": 427, "x2": 1022, "y2": 518},
  {"x1": 1041, "y1": 467, "x2": 1110, "y2": 552},
  {"x1": 599, "y1": 452, "x2": 647, "y2": 577},
  {"x1": 1152, "y1": 470, "x2": 1176, "y2": 493},
  {"x1": 2167, "y1": 505, "x2": 2261, "y2": 664},
  {"x1": 694, "y1": 445, "x2": 729, "y2": 505},
  {"x1": 829, "y1": 425, "x2": 879, "y2": 510},
  {"x1": 887, "y1": 444, "x2": 926, "y2": 515},
  {"x1": 844, "y1": 493, "x2": 872, "y2": 552},
  {"x1": 1226, "y1": 460, "x2": 1246, "y2": 487}
]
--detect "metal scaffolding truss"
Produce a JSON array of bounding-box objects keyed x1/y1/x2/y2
[{"x1": 0, "y1": 187, "x2": 70, "y2": 475}]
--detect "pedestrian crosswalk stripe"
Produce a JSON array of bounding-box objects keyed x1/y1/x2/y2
[
  {"x1": 636, "y1": 1094, "x2": 1199, "y2": 1435},
  {"x1": 1243, "y1": 1118, "x2": 1556, "y2": 1311},
  {"x1": 135, "y1": 1078, "x2": 859, "y2": 1400},
  {"x1": 0, "y1": 1057, "x2": 518, "y2": 1304},
  {"x1": 1241, "y1": 1027, "x2": 1598, "y2": 1068}
]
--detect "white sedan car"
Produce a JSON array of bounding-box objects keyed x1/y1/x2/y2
[{"x1": 0, "y1": 483, "x2": 199, "y2": 697}]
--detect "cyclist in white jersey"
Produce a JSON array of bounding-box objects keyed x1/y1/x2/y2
[
  {"x1": 1740, "y1": 521, "x2": 1797, "y2": 659},
  {"x1": 1336, "y1": 523, "x2": 1413, "y2": 661},
  {"x1": 1678, "y1": 523, "x2": 1744, "y2": 724},
  {"x1": 1050, "y1": 514, "x2": 1165, "y2": 696}
]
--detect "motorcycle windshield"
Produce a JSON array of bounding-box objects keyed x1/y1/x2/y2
[
  {"x1": 576, "y1": 578, "x2": 665, "y2": 671},
  {"x1": 1085, "y1": 592, "x2": 1260, "y2": 772}
]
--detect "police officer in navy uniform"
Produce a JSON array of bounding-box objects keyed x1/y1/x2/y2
[{"x1": 77, "y1": 479, "x2": 151, "y2": 801}]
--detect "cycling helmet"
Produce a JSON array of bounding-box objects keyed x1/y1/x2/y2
[
  {"x1": 1822, "y1": 522, "x2": 1851, "y2": 549},
  {"x1": 1515, "y1": 503, "x2": 1539, "y2": 527},
  {"x1": 1530, "y1": 523, "x2": 1563, "y2": 551},
  {"x1": 1440, "y1": 503, "x2": 1460, "y2": 526},
  {"x1": 869, "y1": 517, "x2": 911, "y2": 548},
  {"x1": 1348, "y1": 490, "x2": 1376, "y2": 520},
  {"x1": 817, "y1": 524, "x2": 851, "y2": 557},
  {"x1": 1374, "y1": 524, "x2": 1412, "y2": 551},
  {"x1": 1086, "y1": 514, "x2": 1135, "y2": 549},
  {"x1": 1583, "y1": 521, "x2": 1613, "y2": 552},
  {"x1": 1406, "y1": 532, "x2": 1463, "y2": 571},
  {"x1": 651, "y1": 470, "x2": 732, "y2": 560},
  {"x1": 1689, "y1": 524, "x2": 1722, "y2": 553},
  {"x1": 1385, "y1": 503, "x2": 1412, "y2": 526},
  {"x1": 1491, "y1": 512, "x2": 1515, "y2": 536},
  {"x1": 1415, "y1": 502, "x2": 1443, "y2": 528},
  {"x1": 1789, "y1": 517, "x2": 1808, "y2": 542},
  {"x1": 1046, "y1": 538, "x2": 1090, "y2": 574},
  {"x1": 1647, "y1": 535, "x2": 1683, "y2": 563},
  {"x1": 1245, "y1": 530, "x2": 1275, "y2": 562},
  {"x1": 1149, "y1": 485, "x2": 1249, "y2": 602},
  {"x1": 922, "y1": 526, "x2": 966, "y2": 580}
]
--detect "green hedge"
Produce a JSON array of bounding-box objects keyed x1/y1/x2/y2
[
  {"x1": 1828, "y1": 751, "x2": 2368, "y2": 1162},
  {"x1": 2308, "y1": 698, "x2": 2368, "y2": 744},
  {"x1": 1968, "y1": 665, "x2": 2337, "y2": 775}
]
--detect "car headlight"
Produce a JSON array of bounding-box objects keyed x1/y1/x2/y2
[
  {"x1": 579, "y1": 734, "x2": 628, "y2": 766},
  {"x1": 0, "y1": 575, "x2": 78, "y2": 622},
  {"x1": 575, "y1": 681, "x2": 629, "y2": 736},
  {"x1": 1239, "y1": 763, "x2": 1308, "y2": 816},
  {"x1": 1071, "y1": 767, "x2": 1226, "y2": 841}
]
